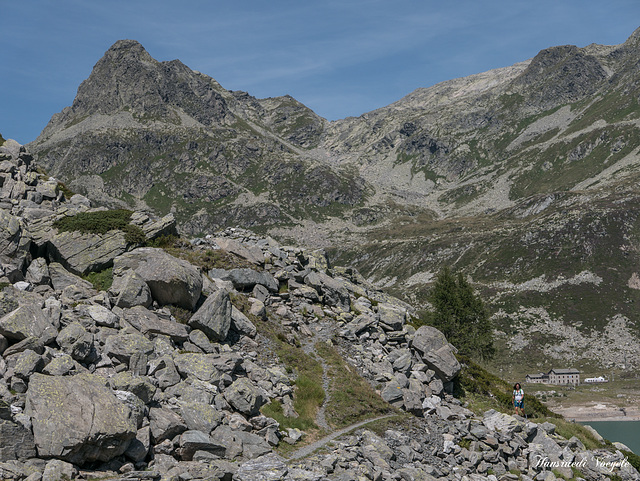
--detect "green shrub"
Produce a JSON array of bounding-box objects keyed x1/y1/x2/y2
[
  {"x1": 53, "y1": 209, "x2": 145, "y2": 244},
  {"x1": 168, "y1": 305, "x2": 193, "y2": 324},
  {"x1": 57, "y1": 181, "x2": 74, "y2": 200},
  {"x1": 84, "y1": 267, "x2": 113, "y2": 291}
]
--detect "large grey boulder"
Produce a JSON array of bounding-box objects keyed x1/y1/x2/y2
[
  {"x1": 212, "y1": 238, "x2": 263, "y2": 265},
  {"x1": 189, "y1": 290, "x2": 232, "y2": 342},
  {"x1": 56, "y1": 322, "x2": 94, "y2": 362},
  {"x1": 208, "y1": 268, "x2": 278, "y2": 292},
  {"x1": 180, "y1": 401, "x2": 225, "y2": 434},
  {"x1": 48, "y1": 262, "x2": 94, "y2": 292},
  {"x1": 123, "y1": 306, "x2": 189, "y2": 342},
  {"x1": 411, "y1": 325, "x2": 461, "y2": 381},
  {"x1": 109, "y1": 269, "x2": 152, "y2": 308},
  {"x1": 47, "y1": 229, "x2": 129, "y2": 276},
  {"x1": 377, "y1": 303, "x2": 406, "y2": 331},
  {"x1": 25, "y1": 373, "x2": 137, "y2": 464},
  {"x1": 235, "y1": 453, "x2": 289, "y2": 481},
  {"x1": 113, "y1": 248, "x2": 202, "y2": 310},
  {"x1": 174, "y1": 353, "x2": 223, "y2": 383},
  {"x1": 0, "y1": 304, "x2": 56, "y2": 342},
  {"x1": 25, "y1": 258, "x2": 51, "y2": 286},
  {"x1": 231, "y1": 306, "x2": 257, "y2": 338},
  {"x1": 224, "y1": 378, "x2": 266, "y2": 416},
  {"x1": 149, "y1": 407, "x2": 187, "y2": 443},
  {"x1": 0, "y1": 420, "x2": 37, "y2": 461},
  {"x1": 104, "y1": 327, "x2": 154, "y2": 363}
]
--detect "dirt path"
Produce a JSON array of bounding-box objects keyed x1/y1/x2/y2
[{"x1": 287, "y1": 414, "x2": 397, "y2": 460}]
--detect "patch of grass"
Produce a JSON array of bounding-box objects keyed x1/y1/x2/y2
[
  {"x1": 621, "y1": 450, "x2": 640, "y2": 474},
  {"x1": 256, "y1": 314, "x2": 325, "y2": 432},
  {"x1": 53, "y1": 209, "x2": 146, "y2": 244},
  {"x1": 83, "y1": 267, "x2": 113, "y2": 292},
  {"x1": 0, "y1": 282, "x2": 10, "y2": 290},
  {"x1": 316, "y1": 341, "x2": 396, "y2": 428},
  {"x1": 459, "y1": 438, "x2": 472, "y2": 449}
]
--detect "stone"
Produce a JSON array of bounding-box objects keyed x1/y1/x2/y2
[
  {"x1": 109, "y1": 371, "x2": 157, "y2": 404},
  {"x1": 0, "y1": 211, "x2": 31, "y2": 281},
  {"x1": 231, "y1": 306, "x2": 257, "y2": 338},
  {"x1": 125, "y1": 426, "x2": 151, "y2": 462},
  {"x1": 377, "y1": 303, "x2": 406, "y2": 331},
  {"x1": 224, "y1": 378, "x2": 266, "y2": 416},
  {"x1": 141, "y1": 213, "x2": 177, "y2": 240},
  {"x1": 42, "y1": 354, "x2": 76, "y2": 376},
  {"x1": 25, "y1": 258, "x2": 51, "y2": 286},
  {"x1": 149, "y1": 407, "x2": 188, "y2": 443},
  {"x1": 56, "y1": 322, "x2": 94, "y2": 361},
  {"x1": 25, "y1": 373, "x2": 136, "y2": 464},
  {"x1": 113, "y1": 248, "x2": 202, "y2": 310},
  {"x1": 42, "y1": 459, "x2": 76, "y2": 481},
  {"x1": 209, "y1": 268, "x2": 278, "y2": 293},
  {"x1": 174, "y1": 352, "x2": 223, "y2": 383},
  {"x1": 0, "y1": 420, "x2": 37, "y2": 461},
  {"x1": 14, "y1": 349, "x2": 44, "y2": 379},
  {"x1": 0, "y1": 304, "x2": 56, "y2": 342},
  {"x1": 123, "y1": 305, "x2": 189, "y2": 342},
  {"x1": 109, "y1": 269, "x2": 153, "y2": 309},
  {"x1": 180, "y1": 401, "x2": 224, "y2": 434},
  {"x1": 2, "y1": 336, "x2": 45, "y2": 358},
  {"x1": 48, "y1": 228, "x2": 129, "y2": 276},
  {"x1": 411, "y1": 325, "x2": 461, "y2": 381},
  {"x1": 212, "y1": 238, "x2": 264, "y2": 265},
  {"x1": 189, "y1": 290, "x2": 232, "y2": 342},
  {"x1": 483, "y1": 409, "x2": 523, "y2": 435},
  {"x1": 48, "y1": 262, "x2": 94, "y2": 292},
  {"x1": 178, "y1": 430, "x2": 222, "y2": 461},
  {"x1": 104, "y1": 328, "x2": 154, "y2": 363},
  {"x1": 304, "y1": 271, "x2": 350, "y2": 311},
  {"x1": 86, "y1": 303, "x2": 119, "y2": 328},
  {"x1": 235, "y1": 453, "x2": 288, "y2": 481}
]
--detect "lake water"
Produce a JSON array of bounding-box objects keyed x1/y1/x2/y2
[{"x1": 582, "y1": 421, "x2": 640, "y2": 454}]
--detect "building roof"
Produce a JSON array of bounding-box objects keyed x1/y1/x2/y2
[
  {"x1": 549, "y1": 368, "x2": 580, "y2": 374},
  {"x1": 526, "y1": 372, "x2": 546, "y2": 378}
]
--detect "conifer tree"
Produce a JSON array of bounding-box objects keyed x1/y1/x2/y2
[{"x1": 427, "y1": 267, "x2": 495, "y2": 360}]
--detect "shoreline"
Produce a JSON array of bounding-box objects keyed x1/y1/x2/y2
[{"x1": 550, "y1": 404, "x2": 640, "y2": 422}]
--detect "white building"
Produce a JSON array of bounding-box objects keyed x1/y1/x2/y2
[{"x1": 584, "y1": 376, "x2": 607, "y2": 383}]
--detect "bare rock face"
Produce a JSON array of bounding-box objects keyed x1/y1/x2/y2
[
  {"x1": 25, "y1": 373, "x2": 137, "y2": 464},
  {"x1": 113, "y1": 247, "x2": 202, "y2": 310}
]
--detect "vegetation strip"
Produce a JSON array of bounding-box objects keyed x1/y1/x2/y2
[{"x1": 287, "y1": 414, "x2": 397, "y2": 461}]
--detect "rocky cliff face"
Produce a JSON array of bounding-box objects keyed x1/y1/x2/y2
[
  {"x1": 27, "y1": 28, "x2": 640, "y2": 372},
  {"x1": 1, "y1": 139, "x2": 637, "y2": 480}
]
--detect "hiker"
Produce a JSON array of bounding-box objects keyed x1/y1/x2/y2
[{"x1": 512, "y1": 382, "x2": 525, "y2": 417}]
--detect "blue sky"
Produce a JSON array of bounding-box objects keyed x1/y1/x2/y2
[{"x1": 2, "y1": 1, "x2": 639, "y2": 143}]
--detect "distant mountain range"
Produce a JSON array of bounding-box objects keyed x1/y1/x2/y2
[{"x1": 28, "y1": 27, "x2": 640, "y2": 373}]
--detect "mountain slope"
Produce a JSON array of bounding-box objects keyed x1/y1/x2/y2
[{"x1": 27, "y1": 28, "x2": 640, "y2": 373}]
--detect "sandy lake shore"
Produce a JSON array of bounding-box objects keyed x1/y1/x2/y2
[{"x1": 551, "y1": 403, "x2": 640, "y2": 422}]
